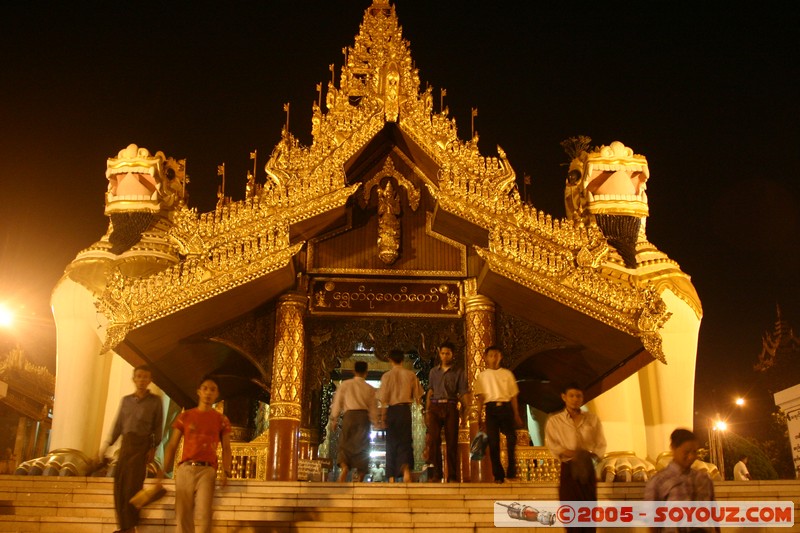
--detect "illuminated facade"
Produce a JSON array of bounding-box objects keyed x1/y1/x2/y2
[{"x1": 42, "y1": 1, "x2": 701, "y2": 480}]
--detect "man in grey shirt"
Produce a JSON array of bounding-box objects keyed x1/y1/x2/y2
[
  {"x1": 100, "y1": 365, "x2": 163, "y2": 533},
  {"x1": 425, "y1": 341, "x2": 469, "y2": 482}
]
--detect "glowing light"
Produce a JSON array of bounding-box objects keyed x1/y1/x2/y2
[
  {"x1": 0, "y1": 304, "x2": 14, "y2": 328},
  {"x1": 713, "y1": 420, "x2": 727, "y2": 431},
  {"x1": 735, "y1": 397, "x2": 745, "y2": 406}
]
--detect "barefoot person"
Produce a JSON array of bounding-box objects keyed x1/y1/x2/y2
[
  {"x1": 474, "y1": 345, "x2": 523, "y2": 483},
  {"x1": 644, "y1": 428, "x2": 717, "y2": 532},
  {"x1": 425, "y1": 341, "x2": 469, "y2": 482},
  {"x1": 100, "y1": 365, "x2": 163, "y2": 533},
  {"x1": 377, "y1": 349, "x2": 424, "y2": 482},
  {"x1": 329, "y1": 360, "x2": 377, "y2": 482},
  {"x1": 160, "y1": 376, "x2": 232, "y2": 533},
  {"x1": 545, "y1": 382, "x2": 606, "y2": 533}
]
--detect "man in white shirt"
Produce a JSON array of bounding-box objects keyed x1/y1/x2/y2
[
  {"x1": 545, "y1": 382, "x2": 606, "y2": 533},
  {"x1": 733, "y1": 455, "x2": 750, "y2": 481},
  {"x1": 330, "y1": 361, "x2": 378, "y2": 482},
  {"x1": 474, "y1": 345, "x2": 523, "y2": 483}
]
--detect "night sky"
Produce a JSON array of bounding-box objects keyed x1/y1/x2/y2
[{"x1": 1, "y1": 2, "x2": 798, "y2": 431}]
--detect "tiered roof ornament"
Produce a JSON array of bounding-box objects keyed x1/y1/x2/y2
[
  {"x1": 83, "y1": 0, "x2": 697, "y2": 364},
  {"x1": 266, "y1": 0, "x2": 516, "y2": 201}
]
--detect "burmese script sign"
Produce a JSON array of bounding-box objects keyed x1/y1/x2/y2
[{"x1": 309, "y1": 278, "x2": 461, "y2": 317}]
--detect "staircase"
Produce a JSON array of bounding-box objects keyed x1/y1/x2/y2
[{"x1": 1, "y1": 476, "x2": 798, "y2": 532}]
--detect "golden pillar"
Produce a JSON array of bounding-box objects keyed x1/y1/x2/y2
[
  {"x1": 266, "y1": 292, "x2": 307, "y2": 481},
  {"x1": 463, "y1": 282, "x2": 495, "y2": 482}
]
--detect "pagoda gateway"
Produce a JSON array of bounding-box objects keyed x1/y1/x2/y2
[{"x1": 42, "y1": 1, "x2": 701, "y2": 481}]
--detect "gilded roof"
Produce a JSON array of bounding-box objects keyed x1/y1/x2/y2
[{"x1": 92, "y1": 1, "x2": 692, "y2": 364}]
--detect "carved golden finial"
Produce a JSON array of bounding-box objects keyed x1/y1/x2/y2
[
  {"x1": 246, "y1": 150, "x2": 258, "y2": 200},
  {"x1": 316, "y1": 82, "x2": 322, "y2": 108},
  {"x1": 216, "y1": 163, "x2": 226, "y2": 209},
  {"x1": 329, "y1": 63, "x2": 335, "y2": 85},
  {"x1": 249, "y1": 149, "x2": 257, "y2": 176},
  {"x1": 471, "y1": 107, "x2": 478, "y2": 140},
  {"x1": 522, "y1": 174, "x2": 531, "y2": 204},
  {"x1": 283, "y1": 102, "x2": 290, "y2": 132},
  {"x1": 440, "y1": 88, "x2": 447, "y2": 113}
]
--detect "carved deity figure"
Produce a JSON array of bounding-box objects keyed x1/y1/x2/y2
[{"x1": 377, "y1": 179, "x2": 401, "y2": 264}]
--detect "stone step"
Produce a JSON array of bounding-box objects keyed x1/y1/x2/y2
[{"x1": 1, "y1": 476, "x2": 798, "y2": 532}]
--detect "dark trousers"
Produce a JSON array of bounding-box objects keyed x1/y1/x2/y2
[
  {"x1": 485, "y1": 402, "x2": 516, "y2": 481},
  {"x1": 428, "y1": 401, "x2": 459, "y2": 481},
  {"x1": 385, "y1": 404, "x2": 413, "y2": 480},
  {"x1": 559, "y1": 460, "x2": 598, "y2": 533},
  {"x1": 338, "y1": 410, "x2": 371, "y2": 473},
  {"x1": 114, "y1": 433, "x2": 150, "y2": 530}
]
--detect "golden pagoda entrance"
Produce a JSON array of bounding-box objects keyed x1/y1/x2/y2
[
  {"x1": 306, "y1": 313, "x2": 463, "y2": 481},
  {"x1": 39, "y1": 1, "x2": 698, "y2": 485}
]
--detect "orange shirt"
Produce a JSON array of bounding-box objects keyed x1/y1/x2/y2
[{"x1": 173, "y1": 408, "x2": 231, "y2": 468}]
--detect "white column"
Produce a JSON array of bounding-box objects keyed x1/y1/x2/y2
[
  {"x1": 638, "y1": 289, "x2": 702, "y2": 461},
  {"x1": 50, "y1": 277, "x2": 113, "y2": 455},
  {"x1": 774, "y1": 384, "x2": 800, "y2": 479}
]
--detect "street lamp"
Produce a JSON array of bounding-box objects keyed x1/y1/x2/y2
[
  {"x1": 708, "y1": 421, "x2": 726, "y2": 479},
  {"x1": 0, "y1": 303, "x2": 14, "y2": 328}
]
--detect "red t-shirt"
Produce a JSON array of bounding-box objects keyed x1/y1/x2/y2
[{"x1": 173, "y1": 408, "x2": 231, "y2": 468}]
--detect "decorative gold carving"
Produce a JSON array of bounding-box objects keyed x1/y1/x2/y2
[
  {"x1": 376, "y1": 180, "x2": 401, "y2": 264},
  {"x1": 358, "y1": 158, "x2": 424, "y2": 266},
  {"x1": 464, "y1": 290, "x2": 495, "y2": 423},
  {"x1": 268, "y1": 402, "x2": 302, "y2": 421},
  {"x1": 565, "y1": 140, "x2": 650, "y2": 223},
  {"x1": 308, "y1": 278, "x2": 461, "y2": 317},
  {"x1": 200, "y1": 306, "x2": 276, "y2": 389},
  {"x1": 496, "y1": 309, "x2": 568, "y2": 369},
  {"x1": 0, "y1": 348, "x2": 54, "y2": 422},
  {"x1": 227, "y1": 431, "x2": 270, "y2": 479},
  {"x1": 513, "y1": 446, "x2": 562, "y2": 482},
  {"x1": 306, "y1": 211, "x2": 467, "y2": 277},
  {"x1": 229, "y1": 426, "x2": 251, "y2": 443},
  {"x1": 105, "y1": 144, "x2": 187, "y2": 214},
  {"x1": 97, "y1": 237, "x2": 303, "y2": 353},
  {"x1": 269, "y1": 293, "x2": 307, "y2": 416},
  {"x1": 361, "y1": 158, "x2": 421, "y2": 212},
  {"x1": 92, "y1": 1, "x2": 686, "y2": 365},
  {"x1": 306, "y1": 316, "x2": 464, "y2": 384},
  {"x1": 472, "y1": 218, "x2": 672, "y2": 362}
]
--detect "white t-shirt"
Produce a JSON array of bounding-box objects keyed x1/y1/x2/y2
[
  {"x1": 474, "y1": 368, "x2": 519, "y2": 402},
  {"x1": 733, "y1": 460, "x2": 750, "y2": 481}
]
